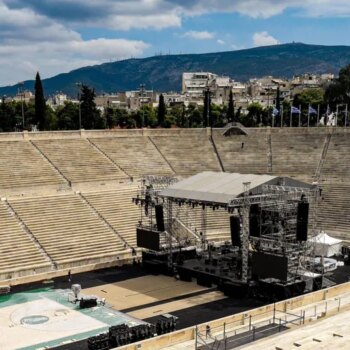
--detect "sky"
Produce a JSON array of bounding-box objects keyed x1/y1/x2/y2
[{"x1": 1, "y1": 0, "x2": 350, "y2": 86}]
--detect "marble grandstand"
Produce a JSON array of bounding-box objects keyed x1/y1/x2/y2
[{"x1": 0, "y1": 127, "x2": 349, "y2": 284}]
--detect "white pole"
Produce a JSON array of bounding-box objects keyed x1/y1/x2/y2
[
  {"x1": 299, "y1": 104, "x2": 301, "y2": 127},
  {"x1": 317, "y1": 104, "x2": 320, "y2": 127},
  {"x1": 290, "y1": 105, "x2": 292, "y2": 127},
  {"x1": 308, "y1": 104, "x2": 310, "y2": 128}
]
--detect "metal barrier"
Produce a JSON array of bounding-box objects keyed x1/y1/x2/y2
[
  {"x1": 195, "y1": 293, "x2": 350, "y2": 350},
  {"x1": 195, "y1": 306, "x2": 303, "y2": 350}
]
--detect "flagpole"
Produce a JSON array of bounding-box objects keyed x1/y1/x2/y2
[
  {"x1": 298, "y1": 104, "x2": 301, "y2": 127},
  {"x1": 336, "y1": 104, "x2": 339, "y2": 127},
  {"x1": 281, "y1": 104, "x2": 283, "y2": 128},
  {"x1": 308, "y1": 104, "x2": 310, "y2": 128},
  {"x1": 317, "y1": 104, "x2": 320, "y2": 127},
  {"x1": 345, "y1": 104, "x2": 348, "y2": 128}
]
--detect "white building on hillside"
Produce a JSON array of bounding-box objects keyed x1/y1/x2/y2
[{"x1": 182, "y1": 72, "x2": 245, "y2": 105}]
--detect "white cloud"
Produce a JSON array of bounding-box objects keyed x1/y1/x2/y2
[
  {"x1": 217, "y1": 39, "x2": 225, "y2": 45},
  {"x1": 252, "y1": 31, "x2": 280, "y2": 46},
  {"x1": 0, "y1": 1, "x2": 149, "y2": 85},
  {"x1": 183, "y1": 30, "x2": 215, "y2": 40},
  {"x1": 1, "y1": 0, "x2": 350, "y2": 85}
]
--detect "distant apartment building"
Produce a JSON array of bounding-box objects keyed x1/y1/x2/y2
[
  {"x1": 182, "y1": 72, "x2": 243, "y2": 105},
  {"x1": 13, "y1": 90, "x2": 34, "y2": 104},
  {"x1": 247, "y1": 76, "x2": 291, "y2": 107},
  {"x1": 47, "y1": 93, "x2": 68, "y2": 109},
  {"x1": 95, "y1": 93, "x2": 128, "y2": 109},
  {"x1": 291, "y1": 73, "x2": 334, "y2": 89},
  {"x1": 126, "y1": 88, "x2": 158, "y2": 110},
  {"x1": 162, "y1": 92, "x2": 186, "y2": 106}
]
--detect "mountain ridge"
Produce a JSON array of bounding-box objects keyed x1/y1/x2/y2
[{"x1": 1, "y1": 43, "x2": 349, "y2": 97}]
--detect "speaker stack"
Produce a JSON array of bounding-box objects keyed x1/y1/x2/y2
[
  {"x1": 155, "y1": 204, "x2": 165, "y2": 232},
  {"x1": 249, "y1": 204, "x2": 260, "y2": 237},
  {"x1": 230, "y1": 216, "x2": 241, "y2": 247}
]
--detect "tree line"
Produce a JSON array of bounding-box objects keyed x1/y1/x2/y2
[{"x1": 0, "y1": 65, "x2": 350, "y2": 132}]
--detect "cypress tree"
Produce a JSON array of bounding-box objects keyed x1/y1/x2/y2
[
  {"x1": 80, "y1": 85, "x2": 101, "y2": 129},
  {"x1": 34, "y1": 72, "x2": 46, "y2": 130},
  {"x1": 227, "y1": 90, "x2": 235, "y2": 123},
  {"x1": 203, "y1": 88, "x2": 211, "y2": 127},
  {"x1": 157, "y1": 94, "x2": 166, "y2": 127}
]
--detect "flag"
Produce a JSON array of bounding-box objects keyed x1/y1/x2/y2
[
  {"x1": 308, "y1": 106, "x2": 317, "y2": 114},
  {"x1": 291, "y1": 106, "x2": 300, "y2": 114},
  {"x1": 272, "y1": 107, "x2": 279, "y2": 117}
]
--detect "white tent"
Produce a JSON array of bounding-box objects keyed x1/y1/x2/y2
[{"x1": 309, "y1": 232, "x2": 342, "y2": 257}]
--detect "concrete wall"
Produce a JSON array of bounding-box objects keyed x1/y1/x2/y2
[
  {"x1": 0, "y1": 251, "x2": 141, "y2": 287},
  {"x1": 115, "y1": 281, "x2": 350, "y2": 350},
  {"x1": 0, "y1": 128, "x2": 210, "y2": 142}
]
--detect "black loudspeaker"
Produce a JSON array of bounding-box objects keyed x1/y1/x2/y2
[
  {"x1": 80, "y1": 297, "x2": 98, "y2": 309},
  {"x1": 155, "y1": 205, "x2": 165, "y2": 232},
  {"x1": 249, "y1": 204, "x2": 260, "y2": 237},
  {"x1": 230, "y1": 216, "x2": 241, "y2": 247},
  {"x1": 296, "y1": 202, "x2": 309, "y2": 241}
]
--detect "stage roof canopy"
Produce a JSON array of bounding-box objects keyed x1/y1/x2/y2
[{"x1": 159, "y1": 172, "x2": 312, "y2": 205}]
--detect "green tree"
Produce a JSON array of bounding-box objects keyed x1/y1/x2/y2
[
  {"x1": 186, "y1": 104, "x2": 202, "y2": 128},
  {"x1": 293, "y1": 89, "x2": 324, "y2": 126},
  {"x1": 45, "y1": 106, "x2": 58, "y2": 130},
  {"x1": 326, "y1": 64, "x2": 350, "y2": 106},
  {"x1": 139, "y1": 105, "x2": 157, "y2": 128},
  {"x1": 281, "y1": 100, "x2": 291, "y2": 127},
  {"x1": 116, "y1": 108, "x2": 136, "y2": 128},
  {"x1": 104, "y1": 106, "x2": 117, "y2": 129},
  {"x1": 56, "y1": 101, "x2": 79, "y2": 130},
  {"x1": 0, "y1": 99, "x2": 16, "y2": 131},
  {"x1": 211, "y1": 104, "x2": 226, "y2": 127},
  {"x1": 242, "y1": 102, "x2": 263, "y2": 127},
  {"x1": 227, "y1": 90, "x2": 235, "y2": 123},
  {"x1": 167, "y1": 105, "x2": 183, "y2": 127},
  {"x1": 294, "y1": 88, "x2": 324, "y2": 106},
  {"x1": 80, "y1": 85, "x2": 102, "y2": 129},
  {"x1": 157, "y1": 94, "x2": 166, "y2": 127},
  {"x1": 34, "y1": 72, "x2": 47, "y2": 130}
]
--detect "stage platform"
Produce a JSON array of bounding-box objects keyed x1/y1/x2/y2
[{"x1": 0, "y1": 288, "x2": 145, "y2": 350}]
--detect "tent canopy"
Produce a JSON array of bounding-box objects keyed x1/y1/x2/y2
[
  {"x1": 309, "y1": 232, "x2": 342, "y2": 257},
  {"x1": 310, "y1": 232, "x2": 342, "y2": 245}
]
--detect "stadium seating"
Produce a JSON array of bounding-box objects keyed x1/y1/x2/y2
[
  {"x1": 0, "y1": 141, "x2": 65, "y2": 191},
  {"x1": 174, "y1": 205, "x2": 231, "y2": 243},
  {"x1": 0, "y1": 129, "x2": 349, "y2": 282},
  {"x1": 89, "y1": 137, "x2": 174, "y2": 177},
  {"x1": 83, "y1": 185, "x2": 140, "y2": 247},
  {"x1": 0, "y1": 201, "x2": 51, "y2": 279},
  {"x1": 213, "y1": 130, "x2": 268, "y2": 174},
  {"x1": 270, "y1": 132, "x2": 325, "y2": 182},
  {"x1": 150, "y1": 135, "x2": 221, "y2": 176},
  {"x1": 9, "y1": 194, "x2": 127, "y2": 268},
  {"x1": 321, "y1": 133, "x2": 350, "y2": 183},
  {"x1": 33, "y1": 139, "x2": 127, "y2": 184},
  {"x1": 317, "y1": 184, "x2": 350, "y2": 241},
  {"x1": 316, "y1": 133, "x2": 350, "y2": 241}
]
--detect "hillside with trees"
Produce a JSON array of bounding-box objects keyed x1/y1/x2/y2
[{"x1": 1, "y1": 43, "x2": 350, "y2": 96}]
